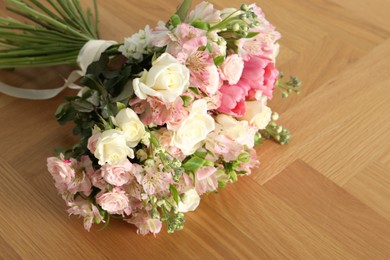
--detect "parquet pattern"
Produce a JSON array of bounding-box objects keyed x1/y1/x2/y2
[{"x1": 1, "y1": 0, "x2": 389, "y2": 258}]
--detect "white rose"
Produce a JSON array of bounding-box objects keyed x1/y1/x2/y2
[
  {"x1": 173, "y1": 100, "x2": 215, "y2": 155},
  {"x1": 216, "y1": 114, "x2": 256, "y2": 148},
  {"x1": 133, "y1": 53, "x2": 190, "y2": 103},
  {"x1": 114, "y1": 108, "x2": 145, "y2": 147},
  {"x1": 177, "y1": 188, "x2": 200, "y2": 213},
  {"x1": 94, "y1": 129, "x2": 134, "y2": 166},
  {"x1": 241, "y1": 98, "x2": 272, "y2": 130}
]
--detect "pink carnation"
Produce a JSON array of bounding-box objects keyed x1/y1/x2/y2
[
  {"x1": 217, "y1": 82, "x2": 249, "y2": 117},
  {"x1": 101, "y1": 160, "x2": 133, "y2": 186}
]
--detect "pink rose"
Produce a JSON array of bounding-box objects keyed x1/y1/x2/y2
[
  {"x1": 87, "y1": 133, "x2": 100, "y2": 154},
  {"x1": 90, "y1": 169, "x2": 108, "y2": 190},
  {"x1": 219, "y1": 54, "x2": 244, "y2": 85},
  {"x1": 47, "y1": 155, "x2": 92, "y2": 196},
  {"x1": 101, "y1": 160, "x2": 133, "y2": 186},
  {"x1": 47, "y1": 155, "x2": 76, "y2": 193},
  {"x1": 240, "y1": 55, "x2": 279, "y2": 100},
  {"x1": 96, "y1": 188, "x2": 131, "y2": 216}
]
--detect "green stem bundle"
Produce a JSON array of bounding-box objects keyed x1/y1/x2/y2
[{"x1": 0, "y1": 0, "x2": 100, "y2": 69}]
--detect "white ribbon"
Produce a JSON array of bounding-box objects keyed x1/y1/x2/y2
[{"x1": 0, "y1": 39, "x2": 117, "y2": 100}]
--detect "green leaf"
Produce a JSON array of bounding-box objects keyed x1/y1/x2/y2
[
  {"x1": 116, "y1": 102, "x2": 126, "y2": 111},
  {"x1": 80, "y1": 74, "x2": 108, "y2": 97},
  {"x1": 55, "y1": 101, "x2": 69, "y2": 117},
  {"x1": 111, "y1": 80, "x2": 134, "y2": 104},
  {"x1": 189, "y1": 87, "x2": 199, "y2": 95},
  {"x1": 180, "y1": 95, "x2": 192, "y2": 107},
  {"x1": 183, "y1": 156, "x2": 205, "y2": 172},
  {"x1": 57, "y1": 107, "x2": 76, "y2": 125},
  {"x1": 70, "y1": 99, "x2": 94, "y2": 112},
  {"x1": 169, "y1": 185, "x2": 179, "y2": 204},
  {"x1": 194, "y1": 151, "x2": 207, "y2": 159},
  {"x1": 214, "y1": 56, "x2": 225, "y2": 66},
  {"x1": 175, "y1": 0, "x2": 192, "y2": 21}
]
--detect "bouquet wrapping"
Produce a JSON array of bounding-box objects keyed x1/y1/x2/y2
[{"x1": 0, "y1": 0, "x2": 300, "y2": 236}]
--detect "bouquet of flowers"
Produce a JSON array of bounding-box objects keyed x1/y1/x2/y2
[{"x1": 1, "y1": 0, "x2": 300, "y2": 235}]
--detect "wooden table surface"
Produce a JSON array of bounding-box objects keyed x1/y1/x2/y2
[{"x1": 1, "y1": 0, "x2": 390, "y2": 259}]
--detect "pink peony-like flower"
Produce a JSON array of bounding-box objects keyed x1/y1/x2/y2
[
  {"x1": 47, "y1": 155, "x2": 76, "y2": 193},
  {"x1": 47, "y1": 155, "x2": 92, "y2": 196},
  {"x1": 96, "y1": 187, "x2": 131, "y2": 216},
  {"x1": 219, "y1": 54, "x2": 244, "y2": 85},
  {"x1": 240, "y1": 55, "x2": 279, "y2": 100},
  {"x1": 101, "y1": 159, "x2": 133, "y2": 186}
]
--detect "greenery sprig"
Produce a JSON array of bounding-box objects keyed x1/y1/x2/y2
[{"x1": 0, "y1": 0, "x2": 99, "y2": 69}]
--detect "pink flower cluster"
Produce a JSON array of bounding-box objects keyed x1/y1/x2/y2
[{"x1": 48, "y1": 1, "x2": 282, "y2": 236}]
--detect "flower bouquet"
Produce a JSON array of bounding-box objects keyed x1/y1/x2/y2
[{"x1": 1, "y1": 0, "x2": 300, "y2": 235}]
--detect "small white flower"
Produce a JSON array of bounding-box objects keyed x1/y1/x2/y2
[
  {"x1": 119, "y1": 25, "x2": 153, "y2": 61},
  {"x1": 177, "y1": 188, "x2": 200, "y2": 213}
]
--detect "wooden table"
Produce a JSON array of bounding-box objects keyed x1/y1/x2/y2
[{"x1": 1, "y1": 0, "x2": 389, "y2": 258}]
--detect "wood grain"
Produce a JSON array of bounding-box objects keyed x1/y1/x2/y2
[{"x1": 1, "y1": 0, "x2": 390, "y2": 258}]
